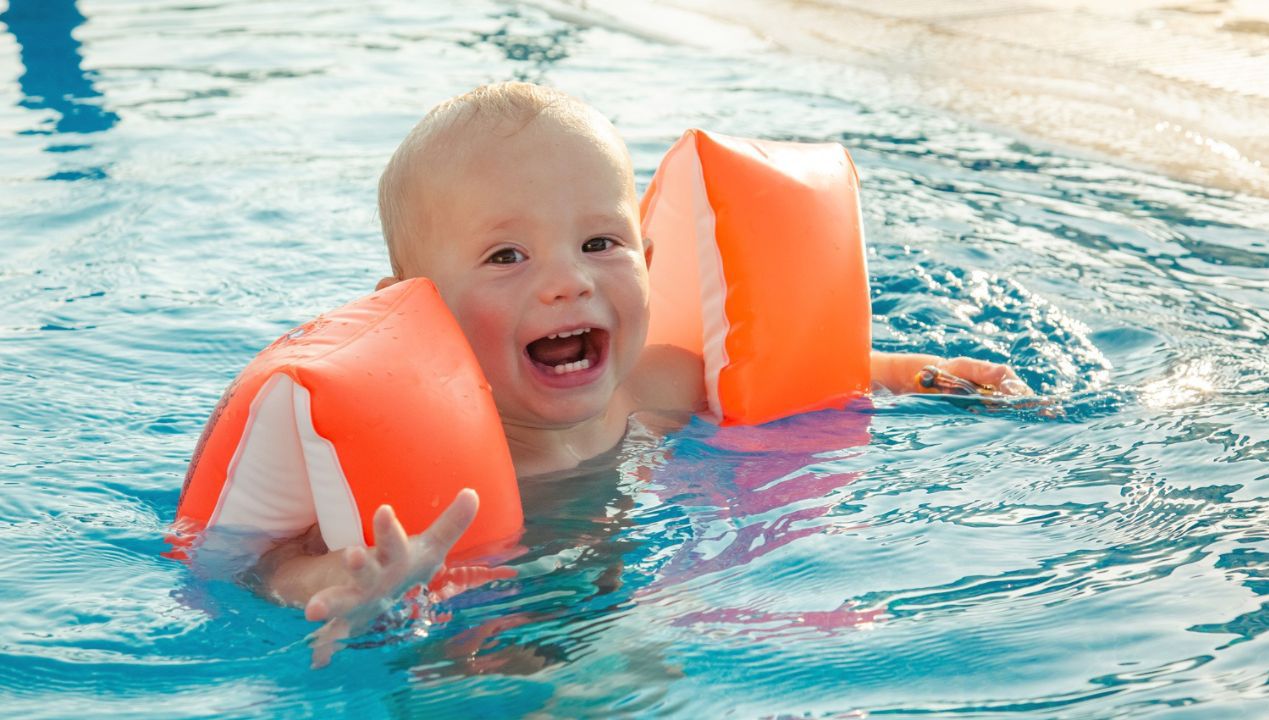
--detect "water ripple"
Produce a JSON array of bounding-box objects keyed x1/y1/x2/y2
[{"x1": 2, "y1": 0, "x2": 1268, "y2": 717}]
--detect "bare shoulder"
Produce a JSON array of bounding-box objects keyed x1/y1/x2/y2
[{"x1": 623, "y1": 344, "x2": 707, "y2": 414}]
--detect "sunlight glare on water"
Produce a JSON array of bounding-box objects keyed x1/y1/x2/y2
[{"x1": 1, "y1": 0, "x2": 1267, "y2": 718}]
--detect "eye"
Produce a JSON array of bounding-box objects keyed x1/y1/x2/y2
[
  {"x1": 486, "y1": 247, "x2": 526, "y2": 265},
  {"x1": 582, "y1": 236, "x2": 616, "y2": 253}
]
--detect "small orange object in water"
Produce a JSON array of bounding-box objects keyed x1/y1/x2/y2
[
  {"x1": 173, "y1": 278, "x2": 523, "y2": 558},
  {"x1": 641, "y1": 129, "x2": 872, "y2": 425}
]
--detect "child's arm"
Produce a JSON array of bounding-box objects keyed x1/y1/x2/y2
[
  {"x1": 254, "y1": 490, "x2": 480, "y2": 667},
  {"x1": 870, "y1": 350, "x2": 1033, "y2": 396}
]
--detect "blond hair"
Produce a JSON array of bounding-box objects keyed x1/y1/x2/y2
[{"x1": 377, "y1": 82, "x2": 609, "y2": 277}]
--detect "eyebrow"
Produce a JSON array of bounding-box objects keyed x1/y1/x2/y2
[
  {"x1": 481, "y1": 207, "x2": 635, "y2": 234},
  {"x1": 483, "y1": 217, "x2": 527, "y2": 233},
  {"x1": 580, "y1": 205, "x2": 637, "y2": 227},
  {"x1": 579, "y1": 216, "x2": 632, "y2": 231}
]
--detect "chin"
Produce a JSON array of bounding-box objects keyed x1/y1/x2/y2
[
  {"x1": 504, "y1": 382, "x2": 616, "y2": 430},
  {"x1": 534, "y1": 395, "x2": 613, "y2": 428}
]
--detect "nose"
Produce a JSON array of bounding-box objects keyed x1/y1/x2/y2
[{"x1": 536, "y1": 250, "x2": 595, "y2": 305}]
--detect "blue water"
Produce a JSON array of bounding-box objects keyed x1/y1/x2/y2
[{"x1": 2, "y1": 1, "x2": 1267, "y2": 717}]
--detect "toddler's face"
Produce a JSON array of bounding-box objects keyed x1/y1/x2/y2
[{"x1": 399, "y1": 116, "x2": 650, "y2": 430}]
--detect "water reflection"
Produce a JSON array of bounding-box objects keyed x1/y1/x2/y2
[{"x1": 2, "y1": 0, "x2": 117, "y2": 135}]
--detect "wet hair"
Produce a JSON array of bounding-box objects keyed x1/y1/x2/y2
[{"x1": 377, "y1": 82, "x2": 615, "y2": 278}]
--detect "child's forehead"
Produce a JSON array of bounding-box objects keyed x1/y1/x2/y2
[
  {"x1": 479, "y1": 201, "x2": 638, "y2": 230},
  {"x1": 461, "y1": 111, "x2": 620, "y2": 157},
  {"x1": 428, "y1": 115, "x2": 633, "y2": 186}
]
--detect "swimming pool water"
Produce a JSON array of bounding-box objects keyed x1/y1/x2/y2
[{"x1": 1, "y1": 1, "x2": 1267, "y2": 717}]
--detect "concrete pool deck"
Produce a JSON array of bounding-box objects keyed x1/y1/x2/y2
[{"x1": 572, "y1": 0, "x2": 1269, "y2": 197}]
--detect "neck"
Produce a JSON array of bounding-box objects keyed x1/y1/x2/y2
[{"x1": 502, "y1": 409, "x2": 627, "y2": 478}]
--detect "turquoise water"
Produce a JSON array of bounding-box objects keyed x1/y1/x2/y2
[{"x1": 2, "y1": 0, "x2": 1268, "y2": 717}]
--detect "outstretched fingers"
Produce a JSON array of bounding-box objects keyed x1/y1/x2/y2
[
  {"x1": 371, "y1": 504, "x2": 411, "y2": 567},
  {"x1": 412, "y1": 489, "x2": 480, "y2": 571},
  {"x1": 310, "y1": 617, "x2": 349, "y2": 669},
  {"x1": 304, "y1": 490, "x2": 480, "y2": 669}
]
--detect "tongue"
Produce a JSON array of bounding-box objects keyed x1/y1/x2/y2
[{"x1": 528, "y1": 335, "x2": 585, "y2": 366}]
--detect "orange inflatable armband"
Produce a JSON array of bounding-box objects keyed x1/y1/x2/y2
[
  {"x1": 175, "y1": 278, "x2": 522, "y2": 557},
  {"x1": 641, "y1": 129, "x2": 872, "y2": 426}
]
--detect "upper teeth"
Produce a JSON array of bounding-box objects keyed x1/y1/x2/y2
[{"x1": 547, "y1": 328, "x2": 591, "y2": 340}]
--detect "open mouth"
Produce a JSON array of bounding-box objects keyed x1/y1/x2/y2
[{"x1": 525, "y1": 327, "x2": 607, "y2": 376}]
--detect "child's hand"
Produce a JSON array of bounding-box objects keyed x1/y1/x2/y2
[
  {"x1": 304, "y1": 490, "x2": 479, "y2": 668},
  {"x1": 934, "y1": 357, "x2": 1034, "y2": 396},
  {"x1": 871, "y1": 350, "x2": 1033, "y2": 397}
]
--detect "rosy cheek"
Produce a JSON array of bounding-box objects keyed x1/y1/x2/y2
[{"x1": 453, "y1": 306, "x2": 513, "y2": 368}]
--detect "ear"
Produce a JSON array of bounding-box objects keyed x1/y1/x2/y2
[
  {"x1": 643, "y1": 237, "x2": 654, "y2": 270},
  {"x1": 375, "y1": 276, "x2": 400, "y2": 292}
]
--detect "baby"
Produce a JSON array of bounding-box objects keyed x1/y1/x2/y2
[{"x1": 260, "y1": 82, "x2": 1031, "y2": 664}]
